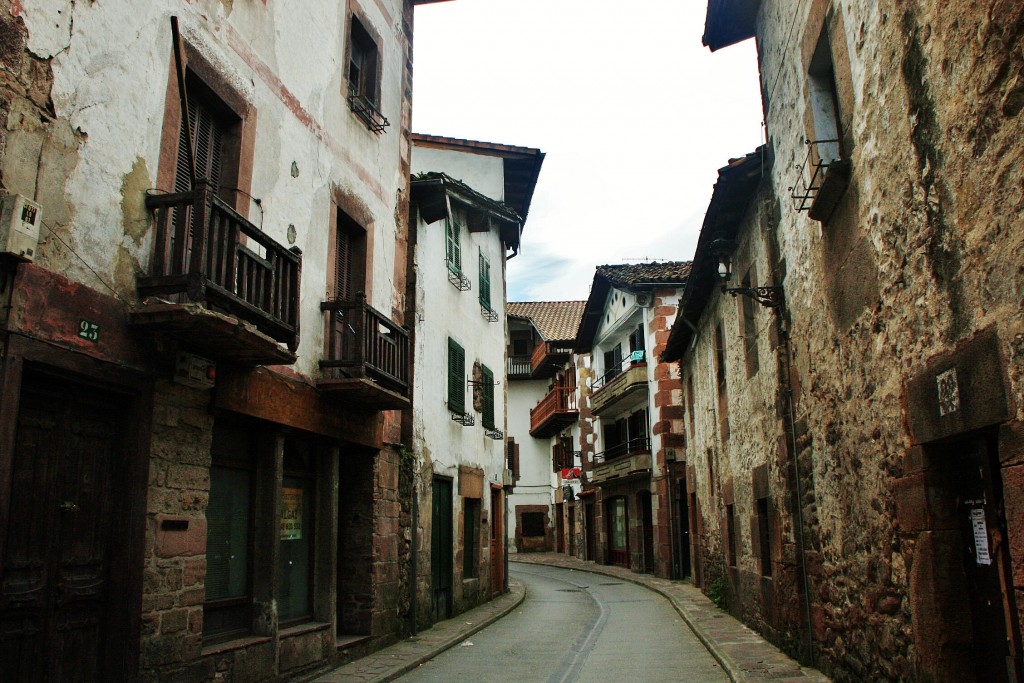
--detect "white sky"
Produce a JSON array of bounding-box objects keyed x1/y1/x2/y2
[{"x1": 411, "y1": 0, "x2": 765, "y2": 302}]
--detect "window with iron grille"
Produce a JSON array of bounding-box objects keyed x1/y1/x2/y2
[
  {"x1": 478, "y1": 249, "x2": 492, "y2": 311},
  {"x1": 481, "y1": 365, "x2": 495, "y2": 429},
  {"x1": 448, "y1": 338, "x2": 466, "y2": 414},
  {"x1": 348, "y1": 17, "x2": 379, "y2": 106}
]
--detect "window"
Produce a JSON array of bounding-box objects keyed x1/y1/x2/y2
[
  {"x1": 348, "y1": 17, "x2": 379, "y2": 104},
  {"x1": 506, "y1": 438, "x2": 520, "y2": 481},
  {"x1": 346, "y1": 15, "x2": 387, "y2": 132},
  {"x1": 603, "y1": 344, "x2": 623, "y2": 383},
  {"x1": 278, "y1": 437, "x2": 315, "y2": 625},
  {"x1": 553, "y1": 436, "x2": 574, "y2": 472},
  {"x1": 334, "y1": 210, "x2": 366, "y2": 301},
  {"x1": 509, "y1": 330, "x2": 532, "y2": 358},
  {"x1": 687, "y1": 375, "x2": 695, "y2": 438},
  {"x1": 446, "y1": 217, "x2": 463, "y2": 275},
  {"x1": 629, "y1": 324, "x2": 645, "y2": 354},
  {"x1": 478, "y1": 249, "x2": 492, "y2": 312},
  {"x1": 463, "y1": 498, "x2": 480, "y2": 578},
  {"x1": 741, "y1": 266, "x2": 759, "y2": 378},
  {"x1": 204, "y1": 420, "x2": 255, "y2": 643},
  {"x1": 725, "y1": 503, "x2": 737, "y2": 567},
  {"x1": 448, "y1": 338, "x2": 466, "y2": 415},
  {"x1": 481, "y1": 364, "x2": 495, "y2": 429},
  {"x1": 808, "y1": 28, "x2": 843, "y2": 165},
  {"x1": 757, "y1": 497, "x2": 772, "y2": 577},
  {"x1": 714, "y1": 323, "x2": 729, "y2": 439},
  {"x1": 521, "y1": 512, "x2": 546, "y2": 538}
]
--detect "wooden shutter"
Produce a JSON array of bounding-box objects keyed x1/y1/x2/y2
[
  {"x1": 446, "y1": 218, "x2": 461, "y2": 273},
  {"x1": 448, "y1": 338, "x2": 465, "y2": 414},
  {"x1": 478, "y1": 250, "x2": 491, "y2": 310},
  {"x1": 481, "y1": 365, "x2": 494, "y2": 429},
  {"x1": 335, "y1": 225, "x2": 351, "y2": 300}
]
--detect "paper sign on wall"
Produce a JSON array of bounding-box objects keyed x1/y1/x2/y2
[
  {"x1": 971, "y1": 508, "x2": 992, "y2": 566},
  {"x1": 281, "y1": 488, "x2": 303, "y2": 540}
]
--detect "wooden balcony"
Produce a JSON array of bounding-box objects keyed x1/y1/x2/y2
[
  {"x1": 529, "y1": 385, "x2": 578, "y2": 438},
  {"x1": 530, "y1": 340, "x2": 574, "y2": 379},
  {"x1": 507, "y1": 355, "x2": 532, "y2": 379},
  {"x1": 319, "y1": 295, "x2": 411, "y2": 410},
  {"x1": 592, "y1": 439, "x2": 652, "y2": 484},
  {"x1": 133, "y1": 181, "x2": 300, "y2": 365},
  {"x1": 591, "y1": 362, "x2": 649, "y2": 416}
]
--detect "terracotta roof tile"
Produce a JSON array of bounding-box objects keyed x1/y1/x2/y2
[{"x1": 506, "y1": 300, "x2": 586, "y2": 342}]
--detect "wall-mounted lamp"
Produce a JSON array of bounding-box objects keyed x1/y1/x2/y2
[{"x1": 708, "y1": 236, "x2": 784, "y2": 309}]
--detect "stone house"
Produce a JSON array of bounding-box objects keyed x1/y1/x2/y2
[
  {"x1": 505, "y1": 300, "x2": 589, "y2": 557},
  {"x1": 662, "y1": 0, "x2": 1024, "y2": 679},
  {"x1": 575, "y1": 263, "x2": 690, "y2": 579},
  {"x1": 0, "y1": 1, "x2": 449, "y2": 681},
  {"x1": 663, "y1": 147, "x2": 809, "y2": 654},
  {"x1": 408, "y1": 134, "x2": 544, "y2": 625}
]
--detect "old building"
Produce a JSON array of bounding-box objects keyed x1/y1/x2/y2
[
  {"x1": 663, "y1": 146, "x2": 809, "y2": 654},
  {"x1": 575, "y1": 263, "x2": 690, "y2": 578},
  {"x1": 663, "y1": 1, "x2": 1024, "y2": 680},
  {"x1": 0, "y1": 1, "x2": 448, "y2": 681},
  {"x1": 408, "y1": 135, "x2": 544, "y2": 625},
  {"x1": 505, "y1": 300, "x2": 589, "y2": 557}
]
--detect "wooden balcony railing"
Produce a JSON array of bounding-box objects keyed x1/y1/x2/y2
[
  {"x1": 530, "y1": 340, "x2": 574, "y2": 378},
  {"x1": 508, "y1": 355, "x2": 532, "y2": 379},
  {"x1": 141, "y1": 181, "x2": 301, "y2": 350},
  {"x1": 320, "y1": 294, "x2": 410, "y2": 398},
  {"x1": 529, "y1": 385, "x2": 579, "y2": 438}
]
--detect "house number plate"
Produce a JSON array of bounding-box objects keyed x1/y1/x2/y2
[{"x1": 78, "y1": 319, "x2": 100, "y2": 342}]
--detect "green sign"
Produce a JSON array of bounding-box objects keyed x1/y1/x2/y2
[{"x1": 78, "y1": 319, "x2": 100, "y2": 342}]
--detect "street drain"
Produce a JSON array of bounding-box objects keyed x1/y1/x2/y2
[{"x1": 556, "y1": 588, "x2": 581, "y2": 592}]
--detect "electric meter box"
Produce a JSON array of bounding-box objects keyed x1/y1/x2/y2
[{"x1": 0, "y1": 194, "x2": 42, "y2": 261}]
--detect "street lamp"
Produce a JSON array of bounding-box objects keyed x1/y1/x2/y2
[{"x1": 708, "y1": 236, "x2": 784, "y2": 309}]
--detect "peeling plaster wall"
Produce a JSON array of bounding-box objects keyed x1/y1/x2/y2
[
  {"x1": 745, "y1": 0, "x2": 1024, "y2": 678},
  {"x1": 11, "y1": 0, "x2": 414, "y2": 377},
  {"x1": 409, "y1": 143, "x2": 509, "y2": 622},
  {"x1": 411, "y1": 145, "x2": 505, "y2": 200}
]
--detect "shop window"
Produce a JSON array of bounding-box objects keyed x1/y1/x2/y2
[
  {"x1": 463, "y1": 498, "x2": 480, "y2": 578},
  {"x1": 204, "y1": 421, "x2": 256, "y2": 643},
  {"x1": 521, "y1": 512, "x2": 546, "y2": 538},
  {"x1": 278, "y1": 438, "x2": 315, "y2": 625}
]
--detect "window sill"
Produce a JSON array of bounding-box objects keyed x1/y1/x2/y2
[
  {"x1": 201, "y1": 634, "x2": 272, "y2": 657},
  {"x1": 279, "y1": 621, "x2": 332, "y2": 640}
]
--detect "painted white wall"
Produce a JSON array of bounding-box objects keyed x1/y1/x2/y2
[
  {"x1": 412, "y1": 146, "x2": 505, "y2": 201},
  {"x1": 410, "y1": 145, "x2": 509, "y2": 555},
  {"x1": 506, "y1": 377, "x2": 556, "y2": 549},
  {"x1": 19, "y1": 0, "x2": 411, "y2": 377}
]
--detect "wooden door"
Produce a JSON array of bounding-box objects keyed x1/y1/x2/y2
[
  {"x1": 490, "y1": 487, "x2": 503, "y2": 596},
  {"x1": 431, "y1": 477, "x2": 452, "y2": 621},
  {"x1": 1, "y1": 372, "x2": 128, "y2": 682}
]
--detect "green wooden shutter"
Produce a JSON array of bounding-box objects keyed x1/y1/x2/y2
[
  {"x1": 478, "y1": 250, "x2": 491, "y2": 310},
  {"x1": 448, "y1": 338, "x2": 465, "y2": 414},
  {"x1": 481, "y1": 365, "x2": 494, "y2": 429}
]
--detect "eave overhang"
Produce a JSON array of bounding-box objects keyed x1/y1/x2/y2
[
  {"x1": 662, "y1": 146, "x2": 769, "y2": 363},
  {"x1": 410, "y1": 172, "x2": 523, "y2": 252},
  {"x1": 703, "y1": 0, "x2": 760, "y2": 51}
]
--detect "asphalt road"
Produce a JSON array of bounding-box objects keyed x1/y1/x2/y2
[{"x1": 396, "y1": 563, "x2": 728, "y2": 683}]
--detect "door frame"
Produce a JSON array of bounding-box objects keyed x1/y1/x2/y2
[{"x1": 0, "y1": 334, "x2": 153, "y2": 680}]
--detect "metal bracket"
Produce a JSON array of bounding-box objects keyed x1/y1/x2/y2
[{"x1": 722, "y1": 285, "x2": 784, "y2": 309}]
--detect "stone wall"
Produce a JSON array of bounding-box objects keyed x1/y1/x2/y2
[{"x1": 746, "y1": 0, "x2": 1024, "y2": 678}]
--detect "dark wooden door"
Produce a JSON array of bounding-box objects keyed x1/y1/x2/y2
[
  {"x1": 640, "y1": 491, "x2": 654, "y2": 573},
  {"x1": 490, "y1": 487, "x2": 503, "y2": 597},
  {"x1": 953, "y1": 437, "x2": 1020, "y2": 682},
  {"x1": 677, "y1": 480, "x2": 691, "y2": 579},
  {"x1": 584, "y1": 501, "x2": 596, "y2": 561},
  {"x1": 1, "y1": 372, "x2": 127, "y2": 682},
  {"x1": 431, "y1": 477, "x2": 452, "y2": 621}
]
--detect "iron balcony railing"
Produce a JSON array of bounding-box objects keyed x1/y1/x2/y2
[
  {"x1": 142, "y1": 180, "x2": 301, "y2": 349},
  {"x1": 592, "y1": 349, "x2": 646, "y2": 393},
  {"x1": 507, "y1": 355, "x2": 532, "y2": 379},
  {"x1": 593, "y1": 437, "x2": 651, "y2": 465},
  {"x1": 347, "y1": 93, "x2": 390, "y2": 133},
  {"x1": 320, "y1": 293, "x2": 410, "y2": 395}
]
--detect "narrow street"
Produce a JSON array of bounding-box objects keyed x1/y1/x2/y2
[{"x1": 396, "y1": 563, "x2": 727, "y2": 683}]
